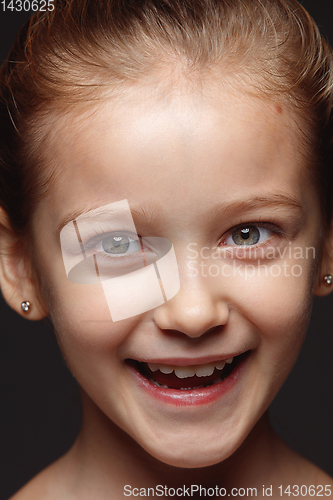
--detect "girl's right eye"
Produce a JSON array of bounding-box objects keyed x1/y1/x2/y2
[
  {"x1": 97, "y1": 234, "x2": 135, "y2": 256},
  {"x1": 90, "y1": 232, "x2": 156, "y2": 262}
]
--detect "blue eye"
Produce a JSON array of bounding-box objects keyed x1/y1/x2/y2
[
  {"x1": 225, "y1": 225, "x2": 273, "y2": 246},
  {"x1": 101, "y1": 234, "x2": 131, "y2": 255},
  {"x1": 66, "y1": 232, "x2": 160, "y2": 284},
  {"x1": 95, "y1": 233, "x2": 142, "y2": 257}
]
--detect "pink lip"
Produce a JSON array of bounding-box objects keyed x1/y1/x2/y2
[{"x1": 127, "y1": 354, "x2": 249, "y2": 407}]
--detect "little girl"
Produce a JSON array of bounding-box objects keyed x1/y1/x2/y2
[{"x1": 0, "y1": 0, "x2": 332, "y2": 498}]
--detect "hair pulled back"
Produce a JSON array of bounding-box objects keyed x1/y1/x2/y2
[{"x1": 1, "y1": 0, "x2": 333, "y2": 238}]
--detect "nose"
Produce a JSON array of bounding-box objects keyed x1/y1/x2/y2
[{"x1": 153, "y1": 275, "x2": 229, "y2": 338}]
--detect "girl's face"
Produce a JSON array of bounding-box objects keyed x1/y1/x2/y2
[{"x1": 31, "y1": 81, "x2": 322, "y2": 467}]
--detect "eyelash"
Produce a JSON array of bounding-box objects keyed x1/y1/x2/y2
[
  {"x1": 84, "y1": 231, "x2": 153, "y2": 260},
  {"x1": 219, "y1": 222, "x2": 285, "y2": 247}
]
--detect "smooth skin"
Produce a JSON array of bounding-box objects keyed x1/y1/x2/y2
[{"x1": 0, "y1": 76, "x2": 332, "y2": 498}]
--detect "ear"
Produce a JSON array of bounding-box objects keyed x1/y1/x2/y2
[
  {"x1": 0, "y1": 207, "x2": 49, "y2": 320},
  {"x1": 313, "y1": 222, "x2": 333, "y2": 297}
]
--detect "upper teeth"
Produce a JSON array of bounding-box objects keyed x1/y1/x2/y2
[{"x1": 148, "y1": 358, "x2": 234, "y2": 379}]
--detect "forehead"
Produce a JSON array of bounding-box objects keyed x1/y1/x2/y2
[{"x1": 36, "y1": 82, "x2": 313, "y2": 229}]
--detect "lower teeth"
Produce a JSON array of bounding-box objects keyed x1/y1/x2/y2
[
  {"x1": 212, "y1": 377, "x2": 222, "y2": 385},
  {"x1": 149, "y1": 378, "x2": 169, "y2": 388}
]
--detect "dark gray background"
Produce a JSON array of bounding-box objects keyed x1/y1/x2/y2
[{"x1": 0, "y1": 1, "x2": 333, "y2": 499}]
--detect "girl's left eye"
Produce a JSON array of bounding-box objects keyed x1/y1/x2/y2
[{"x1": 224, "y1": 225, "x2": 273, "y2": 246}]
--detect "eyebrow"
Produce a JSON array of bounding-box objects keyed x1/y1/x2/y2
[
  {"x1": 209, "y1": 193, "x2": 304, "y2": 219},
  {"x1": 57, "y1": 203, "x2": 165, "y2": 233},
  {"x1": 57, "y1": 193, "x2": 304, "y2": 233}
]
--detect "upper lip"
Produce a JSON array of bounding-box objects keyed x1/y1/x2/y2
[{"x1": 129, "y1": 351, "x2": 249, "y2": 366}]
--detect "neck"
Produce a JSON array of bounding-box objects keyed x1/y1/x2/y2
[{"x1": 61, "y1": 391, "x2": 282, "y2": 498}]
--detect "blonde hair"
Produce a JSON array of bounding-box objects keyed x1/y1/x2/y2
[{"x1": 1, "y1": 0, "x2": 333, "y2": 235}]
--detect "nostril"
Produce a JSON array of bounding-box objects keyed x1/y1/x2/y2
[{"x1": 153, "y1": 285, "x2": 229, "y2": 337}]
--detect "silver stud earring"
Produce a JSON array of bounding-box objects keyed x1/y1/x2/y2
[
  {"x1": 323, "y1": 274, "x2": 333, "y2": 286},
  {"x1": 21, "y1": 301, "x2": 31, "y2": 313}
]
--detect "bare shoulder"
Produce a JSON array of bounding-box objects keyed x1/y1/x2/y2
[
  {"x1": 279, "y1": 460, "x2": 333, "y2": 500},
  {"x1": 9, "y1": 453, "x2": 72, "y2": 500},
  {"x1": 273, "y1": 436, "x2": 333, "y2": 491},
  {"x1": 9, "y1": 473, "x2": 48, "y2": 500},
  {"x1": 9, "y1": 464, "x2": 60, "y2": 500},
  {"x1": 301, "y1": 456, "x2": 333, "y2": 485}
]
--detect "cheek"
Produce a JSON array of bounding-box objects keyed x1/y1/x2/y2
[
  {"x1": 42, "y1": 278, "x2": 146, "y2": 420},
  {"x1": 40, "y1": 274, "x2": 139, "y2": 370},
  {"x1": 232, "y1": 261, "x2": 314, "y2": 387},
  {"x1": 228, "y1": 250, "x2": 315, "y2": 330},
  {"x1": 246, "y1": 274, "x2": 311, "y2": 336}
]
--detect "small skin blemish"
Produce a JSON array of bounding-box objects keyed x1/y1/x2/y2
[{"x1": 275, "y1": 104, "x2": 283, "y2": 115}]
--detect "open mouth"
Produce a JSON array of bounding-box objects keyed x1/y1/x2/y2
[{"x1": 127, "y1": 351, "x2": 250, "y2": 391}]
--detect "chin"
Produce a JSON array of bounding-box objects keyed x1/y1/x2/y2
[{"x1": 139, "y1": 433, "x2": 240, "y2": 469}]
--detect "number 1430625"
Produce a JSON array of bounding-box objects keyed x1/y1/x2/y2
[{"x1": 1, "y1": 0, "x2": 54, "y2": 11}]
